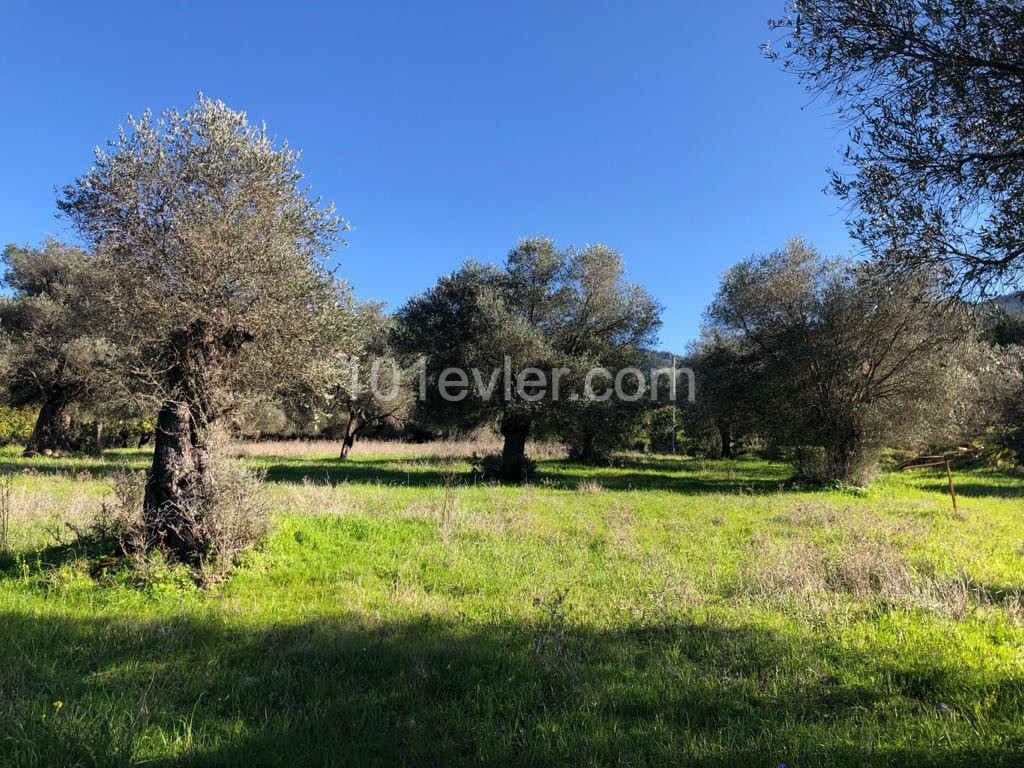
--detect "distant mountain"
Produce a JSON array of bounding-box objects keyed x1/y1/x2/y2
[
  {"x1": 979, "y1": 293, "x2": 1024, "y2": 346},
  {"x1": 643, "y1": 349, "x2": 687, "y2": 370},
  {"x1": 984, "y1": 293, "x2": 1024, "y2": 317}
]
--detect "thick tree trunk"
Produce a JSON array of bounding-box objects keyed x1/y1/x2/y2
[
  {"x1": 23, "y1": 389, "x2": 76, "y2": 456},
  {"x1": 825, "y1": 439, "x2": 866, "y2": 485},
  {"x1": 141, "y1": 320, "x2": 252, "y2": 563},
  {"x1": 569, "y1": 432, "x2": 598, "y2": 463},
  {"x1": 89, "y1": 421, "x2": 104, "y2": 456},
  {"x1": 143, "y1": 398, "x2": 208, "y2": 561},
  {"x1": 499, "y1": 412, "x2": 532, "y2": 481},
  {"x1": 339, "y1": 411, "x2": 361, "y2": 459},
  {"x1": 718, "y1": 423, "x2": 732, "y2": 459}
]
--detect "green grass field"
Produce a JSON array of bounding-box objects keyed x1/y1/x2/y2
[{"x1": 0, "y1": 443, "x2": 1022, "y2": 766}]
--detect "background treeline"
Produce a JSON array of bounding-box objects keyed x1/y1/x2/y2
[
  {"x1": 3, "y1": 0, "x2": 1024, "y2": 574},
  {"x1": 3, "y1": 227, "x2": 1021, "y2": 488}
]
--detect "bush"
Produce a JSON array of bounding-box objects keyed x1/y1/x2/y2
[
  {"x1": 565, "y1": 436, "x2": 614, "y2": 464},
  {"x1": 101, "y1": 440, "x2": 269, "y2": 585},
  {"x1": 0, "y1": 406, "x2": 37, "y2": 445},
  {"x1": 472, "y1": 452, "x2": 537, "y2": 483},
  {"x1": 791, "y1": 445, "x2": 829, "y2": 484},
  {"x1": 790, "y1": 444, "x2": 879, "y2": 486},
  {"x1": 692, "y1": 428, "x2": 724, "y2": 458},
  {"x1": 161, "y1": 444, "x2": 269, "y2": 584}
]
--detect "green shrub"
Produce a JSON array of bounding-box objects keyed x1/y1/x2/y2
[
  {"x1": 640, "y1": 406, "x2": 686, "y2": 454},
  {"x1": 0, "y1": 406, "x2": 37, "y2": 445}
]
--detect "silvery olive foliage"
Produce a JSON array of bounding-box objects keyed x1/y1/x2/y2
[
  {"x1": 0, "y1": 240, "x2": 118, "y2": 455},
  {"x1": 57, "y1": 95, "x2": 358, "y2": 563},
  {"x1": 58, "y1": 96, "x2": 352, "y2": 414},
  {"x1": 298, "y1": 300, "x2": 416, "y2": 458}
]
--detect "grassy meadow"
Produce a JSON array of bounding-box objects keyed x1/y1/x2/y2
[{"x1": 0, "y1": 441, "x2": 1022, "y2": 766}]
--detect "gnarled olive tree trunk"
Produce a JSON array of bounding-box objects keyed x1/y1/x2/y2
[
  {"x1": 498, "y1": 411, "x2": 533, "y2": 481},
  {"x1": 23, "y1": 385, "x2": 81, "y2": 456},
  {"x1": 718, "y1": 423, "x2": 732, "y2": 459},
  {"x1": 143, "y1": 321, "x2": 251, "y2": 562},
  {"x1": 339, "y1": 408, "x2": 364, "y2": 460},
  {"x1": 143, "y1": 397, "x2": 210, "y2": 557}
]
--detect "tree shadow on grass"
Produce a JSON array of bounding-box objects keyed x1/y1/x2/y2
[
  {"x1": 0, "y1": 448, "x2": 794, "y2": 496},
  {"x1": 1, "y1": 608, "x2": 1020, "y2": 766},
  {"x1": 3, "y1": 451, "x2": 1012, "y2": 501},
  {"x1": 0, "y1": 454, "x2": 148, "y2": 482},
  {"x1": 0, "y1": 536, "x2": 119, "y2": 581},
  {"x1": 542, "y1": 465, "x2": 789, "y2": 494},
  {"x1": 918, "y1": 481, "x2": 1024, "y2": 500},
  {"x1": 259, "y1": 458, "x2": 454, "y2": 488},
  {"x1": 258, "y1": 456, "x2": 791, "y2": 495}
]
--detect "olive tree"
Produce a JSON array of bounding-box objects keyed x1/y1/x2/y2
[
  {"x1": 322, "y1": 302, "x2": 415, "y2": 459},
  {"x1": 393, "y1": 258, "x2": 546, "y2": 479},
  {"x1": 394, "y1": 238, "x2": 661, "y2": 479},
  {"x1": 552, "y1": 344, "x2": 653, "y2": 463},
  {"x1": 58, "y1": 96, "x2": 351, "y2": 563},
  {"x1": 707, "y1": 238, "x2": 973, "y2": 484},
  {"x1": 686, "y1": 334, "x2": 763, "y2": 459},
  {"x1": 0, "y1": 241, "x2": 115, "y2": 456},
  {"x1": 767, "y1": 0, "x2": 1024, "y2": 296}
]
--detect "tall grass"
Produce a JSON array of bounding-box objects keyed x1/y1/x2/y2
[
  {"x1": 231, "y1": 437, "x2": 569, "y2": 459},
  {"x1": 0, "y1": 470, "x2": 11, "y2": 555}
]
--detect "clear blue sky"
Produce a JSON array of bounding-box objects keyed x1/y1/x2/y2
[{"x1": 0, "y1": 0, "x2": 852, "y2": 350}]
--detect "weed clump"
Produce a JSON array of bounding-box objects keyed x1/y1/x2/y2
[
  {"x1": 471, "y1": 452, "x2": 537, "y2": 483},
  {"x1": 94, "y1": 447, "x2": 268, "y2": 586}
]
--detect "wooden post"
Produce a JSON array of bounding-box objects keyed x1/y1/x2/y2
[
  {"x1": 898, "y1": 454, "x2": 959, "y2": 514},
  {"x1": 944, "y1": 456, "x2": 958, "y2": 513}
]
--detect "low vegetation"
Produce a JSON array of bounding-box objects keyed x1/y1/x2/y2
[
  {"x1": 0, "y1": 442, "x2": 1021, "y2": 766},
  {"x1": 0, "y1": 2, "x2": 1022, "y2": 763}
]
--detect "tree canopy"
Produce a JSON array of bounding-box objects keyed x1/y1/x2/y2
[
  {"x1": 767, "y1": 0, "x2": 1024, "y2": 296},
  {"x1": 394, "y1": 237, "x2": 661, "y2": 477},
  {"x1": 57, "y1": 96, "x2": 355, "y2": 563}
]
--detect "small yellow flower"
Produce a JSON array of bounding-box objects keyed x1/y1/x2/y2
[{"x1": 52, "y1": 700, "x2": 63, "y2": 711}]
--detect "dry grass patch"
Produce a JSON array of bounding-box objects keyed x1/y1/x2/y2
[
  {"x1": 739, "y1": 527, "x2": 1023, "y2": 621},
  {"x1": 740, "y1": 531, "x2": 917, "y2": 602},
  {"x1": 233, "y1": 438, "x2": 568, "y2": 460},
  {"x1": 272, "y1": 479, "x2": 360, "y2": 517}
]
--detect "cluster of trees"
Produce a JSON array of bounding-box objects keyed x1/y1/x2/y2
[
  {"x1": 2, "y1": 0, "x2": 1022, "y2": 565},
  {"x1": 0, "y1": 97, "x2": 673, "y2": 564},
  {"x1": 748, "y1": 0, "x2": 1024, "y2": 480},
  {"x1": 688, "y1": 238, "x2": 1022, "y2": 484}
]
